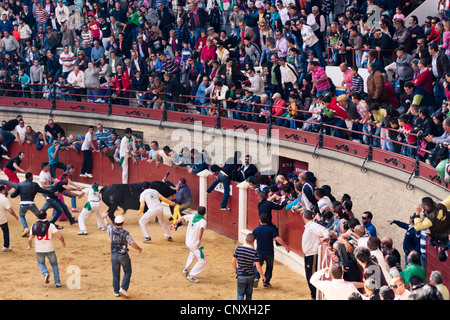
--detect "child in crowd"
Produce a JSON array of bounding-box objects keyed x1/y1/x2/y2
[{"x1": 398, "y1": 114, "x2": 417, "y2": 157}]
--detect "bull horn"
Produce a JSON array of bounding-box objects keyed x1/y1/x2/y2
[{"x1": 162, "y1": 171, "x2": 170, "y2": 182}]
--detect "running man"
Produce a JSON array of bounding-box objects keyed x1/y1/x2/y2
[
  {"x1": 170, "y1": 206, "x2": 207, "y2": 283},
  {"x1": 137, "y1": 181, "x2": 176, "y2": 242},
  {"x1": 77, "y1": 181, "x2": 103, "y2": 235},
  {"x1": 28, "y1": 209, "x2": 66, "y2": 287},
  {"x1": 3, "y1": 151, "x2": 26, "y2": 191}
]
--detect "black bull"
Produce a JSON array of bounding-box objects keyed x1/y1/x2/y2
[{"x1": 100, "y1": 180, "x2": 177, "y2": 222}]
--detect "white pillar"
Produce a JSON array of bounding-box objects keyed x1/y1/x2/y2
[
  {"x1": 237, "y1": 180, "x2": 250, "y2": 244},
  {"x1": 197, "y1": 169, "x2": 211, "y2": 209}
]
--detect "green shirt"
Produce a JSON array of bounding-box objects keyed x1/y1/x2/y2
[{"x1": 400, "y1": 263, "x2": 426, "y2": 285}]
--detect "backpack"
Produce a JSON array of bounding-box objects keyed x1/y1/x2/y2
[
  {"x1": 32, "y1": 220, "x2": 50, "y2": 238},
  {"x1": 429, "y1": 143, "x2": 449, "y2": 168}
]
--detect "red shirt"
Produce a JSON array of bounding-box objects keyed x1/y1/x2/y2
[{"x1": 89, "y1": 21, "x2": 101, "y2": 38}]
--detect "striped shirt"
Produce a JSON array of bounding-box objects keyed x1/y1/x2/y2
[
  {"x1": 352, "y1": 74, "x2": 364, "y2": 94},
  {"x1": 233, "y1": 244, "x2": 260, "y2": 277},
  {"x1": 95, "y1": 129, "x2": 113, "y2": 148},
  {"x1": 162, "y1": 57, "x2": 180, "y2": 75},
  {"x1": 59, "y1": 52, "x2": 76, "y2": 72},
  {"x1": 35, "y1": 8, "x2": 49, "y2": 23}
]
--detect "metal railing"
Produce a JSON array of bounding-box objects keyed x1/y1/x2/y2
[{"x1": 0, "y1": 80, "x2": 445, "y2": 191}]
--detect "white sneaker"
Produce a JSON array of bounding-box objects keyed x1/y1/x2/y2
[
  {"x1": 187, "y1": 275, "x2": 199, "y2": 283},
  {"x1": 119, "y1": 288, "x2": 130, "y2": 298},
  {"x1": 79, "y1": 174, "x2": 86, "y2": 177},
  {"x1": 77, "y1": 230, "x2": 88, "y2": 235},
  {"x1": 98, "y1": 226, "x2": 105, "y2": 231},
  {"x1": 2, "y1": 155, "x2": 10, "y2": 160},
  {"x1": 1, "y1": 145, "x2": 8, "y2": 152},
  {"x1": 44, "y1": 273, "x2": 50, "y2": 284},
  {"x1": 86, "y1": 173, "x2": 93, "y2": 178},
  {"x1": 2, "y1": 247, "x2": 11, "y2": 252},
  {"x1": 182, "y1": 268, "x2": 189, "y2": 275},
  {"x1": 142, "y1": 237, "x2": 151, "y2": 243}
]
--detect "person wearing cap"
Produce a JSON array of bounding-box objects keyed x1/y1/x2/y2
[
  {"x1": 118, "y1": 128, "x2": 136, "y2": 184},
  {"x1": 392, "y1": 46, "x2": 414, "y2": 94},
  {"x1": 77, "y1": 181, "x2": 103, "y2": 235},
  {"x1": 138, "y1": 181, "x2": 176, "y2": 242},
  {"x1": 102, "y1": 212, "x2": 142, "y2": 297}
]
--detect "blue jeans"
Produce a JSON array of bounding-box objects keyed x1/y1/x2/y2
[
  {"x1": 41, "y1": 198, "x2": 75, "y2": 223},
  {"x1": 307, "y1": 42, "x2": 326, "y2": 67},
  {"x1": 237, "y1": 276, "x2": 254, "y2": 300},
  {"x1": 36, "y1": 251, "x2": 60, "y2": 285},
  {"x1": 111, "y1": 252, "x2": 132, "y2": 294},
  {"x1": 0, "y1": 129, "x2": 15, "y2": 147},
  {"x1": 206, "y1": 172, "x2": 230, "y2": 209},
  {"x1": 19, "y1": 203, "x2": 40, "y2": 228}
]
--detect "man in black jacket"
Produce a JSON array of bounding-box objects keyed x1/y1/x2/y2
[
  {"x1": 10, "y1": 172, "x2": 55, "y2": 237},
  {"x1": 265, "y1": 54, "x2": 282, "y2": 95},
  {"x1": 257, "y1": 191, "x2": 286, "y2": 226},
  {"x1": 0, "y1": 115, "x2": 23, "y2": 153}
]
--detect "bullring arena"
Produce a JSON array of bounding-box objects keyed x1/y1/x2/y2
[{"x1": 0, "y1": 182, "x2": 310, "y2": 300}]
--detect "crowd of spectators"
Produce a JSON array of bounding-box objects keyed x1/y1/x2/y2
[
  {"x1": 0, "y1": 0, "x2": 449, "y2": 300},
  {"x1": 1, "y1": 0, "x2": 450, "y2": 167},
  {"x1": 247, "y1": 169, "x2": 449, "y2": 300}
]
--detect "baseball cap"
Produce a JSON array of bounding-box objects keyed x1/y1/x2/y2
[{"x1": 114, "y1": 215, "x2": 125, "y2": 224}]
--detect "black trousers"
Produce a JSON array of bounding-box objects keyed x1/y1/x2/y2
[
  {"x1": 304, "y1": 254, "x2": 318, "y2": 299},
  {"x1": 1, "y1": 222, "x2": 10, "y2": 248},
  {"x1": 81, "y1": 150, "x2": 92, "y2": 174}
]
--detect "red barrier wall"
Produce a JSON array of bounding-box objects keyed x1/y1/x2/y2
[
  {"x1": 205, "y1": 175, "x2": 239, "y2": 239},
  {"x1": 1, "y1": 142, "x2": 200, "y2": 211},
  {"x1": 246, "y1": 186, "x2": 305, "y2": 257}
]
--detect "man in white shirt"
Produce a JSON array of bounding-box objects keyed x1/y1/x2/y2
[
  {"x1": 59, "y1": 45, "x2": 76, "y2": 77},
  {"x1": 296, "y1": 18, "x2": 326, "y2": 67},
  {"x1": 28, "y1": 209, "x2": 66, "y2": 287},
  {"x1": 301, "y1": 209, "x2": 330, "y2": 299},
  {"x1": 0, "y1": 185, "x2": 18, "y2": 252},
  {"x1": 118, "y1": 128, "x2": 136, "y2": 184},
  {"x1": 245, "y1": 67, "x2": 265, "y2": 97},
  {"x1": 137, "y1": 181, "x2": 176, "y2": 242},
  {"x1": 310, "y1": 263, "x2": 360, "y2": 300},
  {"x1": 391, "y1": 276, "x2": 411, "y2": 300},
  {"x1": 80, "y1": 126, "x2": 98, "y2": 178},
  {"x1": 39, "y1": 162, "x2": 54, "y2": 191},
  {"x1": 15, "y1": 119, "x2": 27, "y2": 145},
  {"x1": 77, "y1": 181, "x2": 103, "y2": 235},
  {"x1": 55, "y1": 0, "x2": 69, "y2": 25},
  {"x1": 367, "y1": 236, "x2": 392, "y2": 284},
  {"x1": 171, "y1": 206, "x2": 207, "y2": 283}
]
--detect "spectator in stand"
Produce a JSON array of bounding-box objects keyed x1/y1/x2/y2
[
  {"x1": 301, "y1": 209, "x2": 330, "y2": 300},
  {"x1": 388, "y1": 216, "x2": 421, "y2": 267},
  {"x1": 429, "y1": 270, "x2": 450, "y2": 300},
  {"x1": 391, "y1": 276, "x2": 411, "y2": 300},
  {"x1": 412, "y1": 58, "x2": 434, "y2": 95}
]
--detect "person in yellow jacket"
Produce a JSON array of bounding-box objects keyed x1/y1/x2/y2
[
  {"x1": 137, "y1": 181, "x2": 178, "y2": 242},
  {"x1": 414, "y1": 195, "x2": 450, "y2": 257}
]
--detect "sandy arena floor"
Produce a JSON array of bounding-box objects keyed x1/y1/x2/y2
[{"x1": 0, "y1": 190, "x2": 311, "y2": 300}]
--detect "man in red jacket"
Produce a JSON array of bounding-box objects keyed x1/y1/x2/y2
[
  {"x1": 412, "y1": 58, "x2": 433, "y2": 95},
  {"x1": 113, "y1": 65, "x2": 131, "y2": 106}
]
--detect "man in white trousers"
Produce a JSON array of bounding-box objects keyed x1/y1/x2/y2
[
  {"x1": 170, "y1": 206, "x2": 207, "y2": 283},
  {"x1": 118, "y1": 128, "x2": 136, "y2": 184},
  {"x1": 137, "y1": 181, "x2": 176, "y2": 242},
  {"x1": 77, "y1": 181, "x2": 103, "y2": 235}
]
